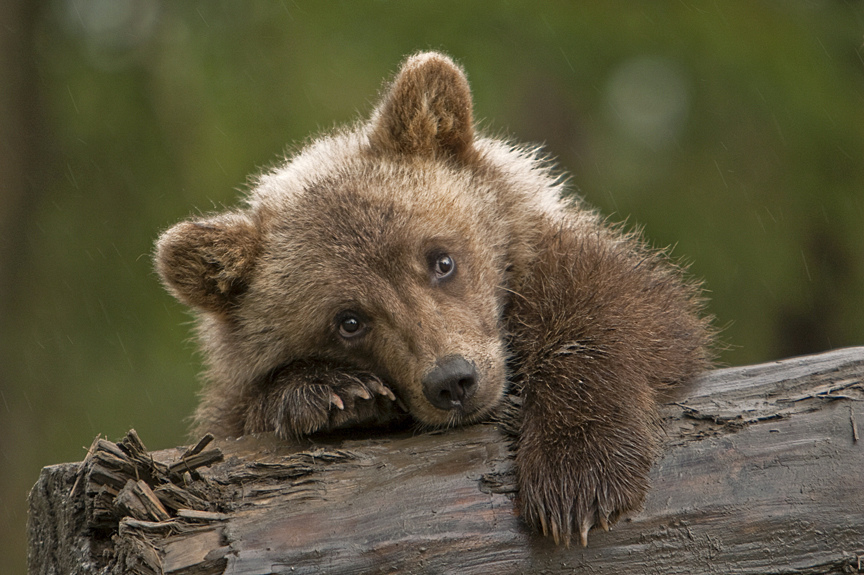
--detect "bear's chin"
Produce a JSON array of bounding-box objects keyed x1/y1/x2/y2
[{"x1": 409, "y1": 397, "x2": 502, "y2": 430}]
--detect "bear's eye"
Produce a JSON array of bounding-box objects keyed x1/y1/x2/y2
[
  {"x1": 337, "y1": 313, "x2": 366, "y2": 339},
  {"x1": 433, "y1": 254, "x2": 455, "y2": 279}
]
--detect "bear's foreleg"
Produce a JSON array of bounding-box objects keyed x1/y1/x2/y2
[{"x1": 506, "y1": 223, "x2": 711, "y2": 546}]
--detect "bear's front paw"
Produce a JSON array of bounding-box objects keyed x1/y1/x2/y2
[
  {"x1": 245, "y1": 362, "x2": 407, "y2": 438},
  {"x1": 517, "y1": 441, "x2": 651, "y2": 547}
]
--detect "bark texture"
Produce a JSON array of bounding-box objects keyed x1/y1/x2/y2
[{"x1": 28, "y1": 348, "x2": 864, "y2": 574}]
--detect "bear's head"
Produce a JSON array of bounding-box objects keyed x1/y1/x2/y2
[{"x1": 155, "y1": 53, "x2": 519, "y2": 428}]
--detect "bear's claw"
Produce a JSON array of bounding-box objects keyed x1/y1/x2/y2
[
  {"x1": 329, "y1": 379, "x2": 395, "y2": 412},
  {"x1": 329, "y1": 392, "x2": 345, "y2": 410},
  {"x1": 598, "y1": 514, "x2": 610, "y2": 532},
  {"x1": 579, "y1": 518, "x2": 591, "y2": 548}
]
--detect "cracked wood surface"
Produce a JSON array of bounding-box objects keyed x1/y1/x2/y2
[{"x1": 28, "y1": 347, "x2": 864, "y2": 574}]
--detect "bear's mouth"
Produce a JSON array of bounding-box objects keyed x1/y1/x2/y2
[
  {"x1": 382, "y1": 377, "x2": 483, "y2": 425},
  {"x1": 405, "y1": 388, "x2": 501, "y2": 429},
  {"x1": 419, "y1": 397, "x2": 501, "y2": 430}
]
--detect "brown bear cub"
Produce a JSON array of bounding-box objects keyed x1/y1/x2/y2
[{"x1": 155, "y1": 52, "x2": 713, "y2": 547}]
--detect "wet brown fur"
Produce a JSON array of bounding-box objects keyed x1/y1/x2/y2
[{"x1": 155, "y1": 52, "x2": 713, "y2": 547}]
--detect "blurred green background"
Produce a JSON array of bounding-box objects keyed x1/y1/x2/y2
[{"x1": 2, "y1": 1, "x2": 863, "y2": 571}]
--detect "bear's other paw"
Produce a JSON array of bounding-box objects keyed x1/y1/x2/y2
[
  {"x1": 244, "y1": 361, "x2": 407, "y2": 439},
  {"x1": 517, "y1": 432, "x2": 653, "y2": 547}
]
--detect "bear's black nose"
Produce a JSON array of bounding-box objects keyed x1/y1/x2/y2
[{"x1": 422, "y1": 356, "x2": 478, "y2": 411}]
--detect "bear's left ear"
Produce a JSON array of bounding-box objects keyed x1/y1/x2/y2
[
  {"x1": 368, "y1": 52, "x2": 476, "y2": 163},
  {"x1": 154, "y1": 212, "x2": 260, "y2": 313}
]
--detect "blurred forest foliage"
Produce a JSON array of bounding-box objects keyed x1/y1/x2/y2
[{"x1": 2, "y1": 1, "x2": 863, "y2": 571}]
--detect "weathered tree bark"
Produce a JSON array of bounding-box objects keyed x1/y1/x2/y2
[{"x1": 28, "y1": 348, "x2": 864, "y2": 575}]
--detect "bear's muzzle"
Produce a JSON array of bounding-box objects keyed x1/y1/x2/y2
[{"x1": 421, "y1": 355, "x2": 478, "y2": 411}]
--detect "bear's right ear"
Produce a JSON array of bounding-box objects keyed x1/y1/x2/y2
[
  {"x1": 155, "y1": 212, "x2": 259, "y2": 313},
  {"x1": 368, "y1": 52, "x2": 476, "y2": 163}
]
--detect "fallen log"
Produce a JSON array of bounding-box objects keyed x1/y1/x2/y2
[{"x1": 28, "y1": 347, "x2": 864, "y2": 574}]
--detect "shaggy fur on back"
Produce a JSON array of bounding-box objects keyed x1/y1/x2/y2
[{"x1": 155, "y1": 52, "x2": 713, "y2": 547}]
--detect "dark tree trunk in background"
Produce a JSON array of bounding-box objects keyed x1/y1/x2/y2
[
  {"x1": 0, "y1": 0, "x2": 45, "y2": 325},
  {"x1": 27, "y1": 348, "x2": 864, "y2": 574},
  {"x1": 1, "y1": 2, "x2": 48, "y2": 572}
]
